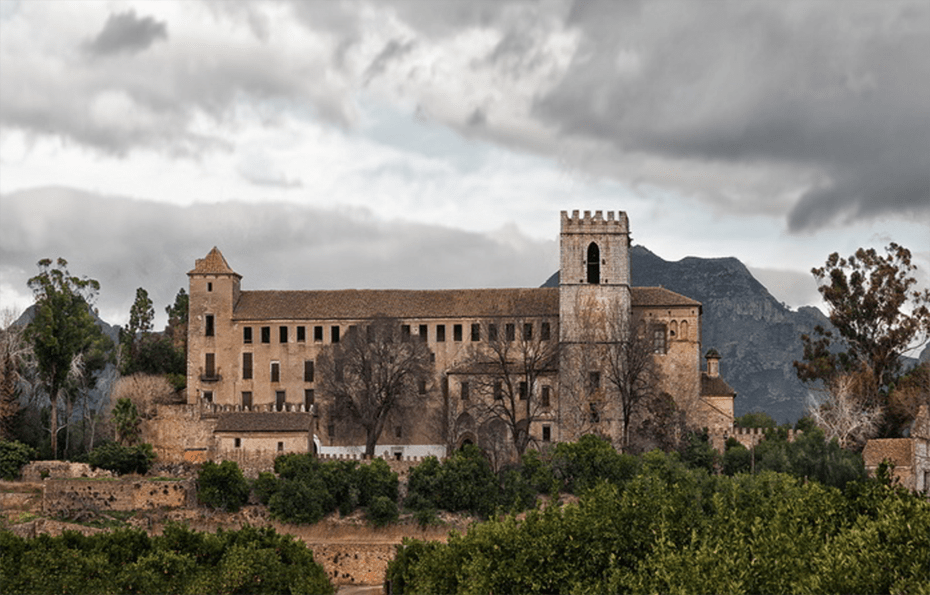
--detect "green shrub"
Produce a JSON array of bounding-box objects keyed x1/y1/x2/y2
[
  {"x1": 252, "y1": 471, "x2": 278, "y2": 505},
  {"x1": 268, "y1": 477, "x2": 331, "y2": 524},
  {"x1": 197, "y1": 461, "x2": 250, "y2": 512},
  {"x1": 0, "y1": 440, "x2": 36, "y2": 480},
  {"x1": 367, "y1": 495, "x2": 399, "y2": 527},
  {"x1": 87, "y1": 442, "x2": 155, "y2": 476},
  {"x1": 356, "y1": 457, "x2": 399, "y2": 506},
  {"x1": 551, "y1": 434, "x2": 639, "y2": 493}
]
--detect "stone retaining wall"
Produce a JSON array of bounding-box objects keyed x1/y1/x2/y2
[{"x1": 42, "y1": 478, "x2": 195, "y2": 515}]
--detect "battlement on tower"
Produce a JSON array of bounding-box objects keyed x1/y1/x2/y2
[{"x1": 561, "y1": 210, "x2": 629, "y2": 233}]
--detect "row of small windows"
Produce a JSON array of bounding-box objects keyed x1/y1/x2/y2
[
  {"x1": 459, "y1": 381, "x2": 551, "y2": 407},
  {"x1": 238, "y1": 321, "x2": 552, "y2": 344},
  {"x1": 238, "y1": 389, "x2": 316, "y2": 412},
  {"x1": 241, "y1": 355, "x2": 315, "y2": 382}
]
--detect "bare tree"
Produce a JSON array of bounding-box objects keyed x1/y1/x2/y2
[
  {"x1": 110, "y1": 373, "x2": 178, "y2": 420},
  {"x1": 317, "y1": 317, "x2": 433, "y2": 458},
  {"x1": 0, "y1": 308, "x2": 32, "y2": 441},
  {"x1": 455, "y1": 317, "x2": 559, "y2": 460},
  {"x1": 807, "y1": 365, "x2": 883, "y2": 449}
]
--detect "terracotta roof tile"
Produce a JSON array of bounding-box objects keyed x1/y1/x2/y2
[
  {"x1": 701, "y1": 373, "x2": 736, "y2": 397},
  {"x1": 631, "y1": 287, "x2": 701, "y2": 307},
  {"x1": 862, "y1": 438, "x2": 914, "y2": 467},
  {"x1": 189, "y1": 247, "x2": 240, "y2": 277},
  {"x1": 233, "y1": 288, "x2": 560, "y2": 321},
  {"x1": 214, "y1": 412, "x2": 311, "y2": 433}
]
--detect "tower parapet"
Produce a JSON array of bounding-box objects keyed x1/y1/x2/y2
[{"x1": 560, "y1": 210, "x2": 629, "y2": 232}]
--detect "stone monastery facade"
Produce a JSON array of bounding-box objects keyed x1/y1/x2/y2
[{"x1": 185, "y1": 210, "x2": 735, "y2": 462}]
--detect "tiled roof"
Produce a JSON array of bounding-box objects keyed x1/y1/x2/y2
[
  {"x1": 214, "y1": 412, "x2": 311, "y2": 433},
  {"x1": 189, "y1": 247, "x2": 240, "y2": 277},
  {"x1": 862, "y1": 438, "x2": 914, "y2": 468},
  {"x1": 233, "y1": 288, "x2": 561, "y2": 321},
  {"x1": 701, "y1": 373, "x2": 736, "y2": 397},
  {"x1": 631, "y1": 287, "x2": 701, "y2": 308}
]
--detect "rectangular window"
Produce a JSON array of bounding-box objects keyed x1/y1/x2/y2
[
  {"x1": 523, "y1": 322, "x2": 533, "y2": 341},
  {"x1": 277, "y1": 441, "x2": 284, "y2": 452},
  {"x1": 488, "y1": 324, "x2": 498, "y2": 342},
  {"x1": 261, "y1": 326, "x2": 271, "y2": 343},
  {"x1": 203, "y1": 391, "x2": 213, "y2": 403},
  {"x1": 275, "y1": 390, "x2": 286, "y2": 410},
  {"x1": 471, "y1": 323, "x2": 481, "y2": 341},
  {"x1": 436, "y1": 324, "x2": 446, "y2": 342},
  {"x1": 242, "y1": 353, "x2": 252, "y2": 380},
  {"x1": 541, "y1": 322, "x2": 551, "y2": 341},
  {"x1": 519, "y1": 381, "x2": 528, "y2": 400},
  {"x1": 653, "y1": 325, "x2": 667, "y2": 354},
  {"x1": 314, "y1": 326, "x2": 323, "y2": 342},
  {"x1": 304, "y1": 389, "x2": 315, "y2": 409},
  {"x1": 506, "y1": 323, "x2": 516, "y2": 342},
  {"x1": 205, "y1": 315, "x2": 214, "y2": 337},
  {"x1": 297, "y1": 326, "x2": 306, "y2": 342},
  {"x1": 331, "y1": 326, "x2": 340, "y2": 343},
  {"x1": 328, "y1": 423, "x2": 336, "y2": 439},
  {"x1": 349, "y1": 325, "x2": 358, "y2": 339},
  {"x1": 271, "y1": 361, "x2": 280, "y2": 383},
  {"x1": 304, "y1": 360, "x2": 315, "y2": 383},
  {"x1": 279, "y1": 326, "x2": 288, "y2": 343},
  {"x1": 234, "y1": 437, "x2": 241, "y2": 448},
  {"x1": 453, "y1": 324, "x2": 463, "y2": 342},
  {"x1": 243, "y1": 326, "x2": 252, "y2": 344},
  {"x1": 418, "y1": 379, "x2": 427, "y2": 395},
  {"x1": 402, "y1": 325, "x2": 411, "y2": 341},
  {"x1": 205, "y1": 353, "x2": 215, "y2": 377},
  {"x1": 541, "y1": 386, "x2": 550, "y2": 408},
  {"x1": 366, "y1": 325, "x2": 374, "y2": 343},
  {"x1": 542, "y1": 425, "x2": 551, "y2": 442},
  {"x1": 395, "y1": 425, "x2": 402, "y2": 439},
  {"x1": 241, "y1": 391, "x2": 252, "y2": 409},
  {"x1": 207, "y1": 282, "x2": 213, "y2": 292},
  {"x1": 460, "y1": 381, "x2": 469, "y2": 401},
  {"x1": 494, "y1": 381, "x2": 502, "y2": 400},
  {"x1": 589, "y1": 371, "x2": 601, "y2": 393},
  {"x1": 419, "y1": 324, "x2": 428, "y2": 342}
]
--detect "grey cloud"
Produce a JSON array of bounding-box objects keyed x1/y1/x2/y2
[
  {"x1": 533, "y1": 2, "x2": 930, "y2": 231},
  {"x1": 364, "y1": 39, "x2": 417, "y2": 84},
  {"x1": 0, "y1": 187, "x2": 556, "y2": 327},
  {"x1": 85, "y1": 10, "x2": 168, "y2": 56}
]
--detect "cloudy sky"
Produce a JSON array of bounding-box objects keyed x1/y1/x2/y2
[{"x1": 1, "y1": 0, "x2": 928, "y2": 328}]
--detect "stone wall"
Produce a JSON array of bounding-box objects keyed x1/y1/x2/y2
[
  {"x1": 141, "y1": 404, "x2": 217, "y2": 462},
  {"x1": 21, "y1": 461, "x2": 113, "y2": 482},
  {"x1": 42, "y1": 478, "x2": 195, "y2": 515},
  {"x1": 308, "y1": 543, "x2": 397, "y2": 587}
]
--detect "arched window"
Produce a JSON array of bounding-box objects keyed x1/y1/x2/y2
[
  {"x1": 669, "y1": 320, "x2": 679, "y2": 339},
  {"x1": 586, "y1": 242, "x2": 600, "y2": 284},
  {"x1": 680, "y1": 320, "x2": 689, "y2": 341}
]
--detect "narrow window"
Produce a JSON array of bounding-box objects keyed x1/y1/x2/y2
[
  {"x1": 471, "y1": 323, "x2": 481, "y2": 341},
  {"x1": 419, "y1": 324, "x2": 428, "y2": 343},
  {"x1": 205, "y1": 353, "x2": 215, "y2": 377},
  {"x1": 275, "y1": 390, "x2": 286, "y2": 410},
  {"x1": 241, "y1": 391, "x2": 252, "y2": 409},
  {"x1": 205, "y1": 315, "x2": 214, "y2": 337},
  {"x1": 588, "y1": 371, "x2": 601, "y2": 393},
  {"x1": 519, "y1": 381, "x2": 528, "y2": 400},
  {"x1": 653, "y1": 325, "x2": 667, "y2": 354},
  {"x1": 314, "y1": 326, "x2": 323, "y2": 342},
  {"x1": 541, "y1": 386, "x2": 550, "y2": 408},
  {"x1": 203, "y1": 391, "x2": 213, "y2": 403},
  {"x1": 271, "y1": 361, "x2": 280, "y2": 383},
  {"x1": 523, "y1": 322, "x2": 533, "y2": 341},
  {"x1": 680, "y1": 320, "x2": 689, "y2": 341},
  {"x1": 587, "y1": 242, "x2": 601, "y2": 284},
  {"x1": 331, "y1": 326, "x2": 340, "y2": 343},
  {"x1": 542, "y1": 425, "x2": 551, "y2": 442},
  {"x1": 460, "y1": 381, "x2": 469, "y2": 401},
  {"x1": 297, "y1": 326, "x2": 306, "y2": 342},
  {"x1": 488, "y1": 324, "x2": 498, "y2": 342},
  {"x1": 242, "y1": 353, "x2": 252, "y2": 380},
  {"x1": 506, "y1": 323, "x2": 515, "y2": 342},
  {"x1": 395, "y1": 426, "x2": 402, "y2": 438},
  {"x1": 436, "y1": 325, "x2": 446, "y2": 342},
  {"x1": 261, "y1": 326, "x2": 271, "y2": 343},
  {"x1": 589, "y1": 403, "x2": 600, "y2": 423},
  {"x1": 494, "y1": 381, "x2": 502, "y2": 400},
  {"x1": 453, "y1": 324, "x2": 463, "y2": 342},
  {"x1": 328, "y1": 423, "x2": 336, "y2": 439},
  {"x1": 279, "y1": 326, "x2": 288, "y2": 343},
  {"x1": 207, "y1": 282, "x2": 213, "y2": 292},
  {"x1": 243, "y1": 326, "x2": 252, "y2": 344},
  {"x1": 349, "y1": 325, "x2": 358, "y2": 339},
  {"x1": 402, "y1": 325, "x2": 411, "y2": 341},
  {"x1": 277, "y1": 441, "x2": 284, "y2": 452},
  {"x1": 418, "y1": 379, "x2": 427, "y2": 395},
  {"x1": 304, "y1": 389, "x2": 315, "y2": 410},
  {"x1": 234, "y1": 438, "x2": 241, "y2": 448},
  {"x1": 541, "y1": 322, "x2": 551, "y2": 341},
  {"x1": 304, "y1": 360, "x2": 315, "y2": 382}
]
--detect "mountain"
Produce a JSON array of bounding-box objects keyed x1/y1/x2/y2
[{"x1": 543, "y1": 245, "x2": 829, "y2": 422}]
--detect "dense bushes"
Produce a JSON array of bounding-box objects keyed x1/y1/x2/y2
[
  {"x1": 0, "y1": 440, "x2": 36, "y2": 480},
  {"x1": 260, "y1": 455, "x2": 400, "y2": 525},
  {"x1": 197, "y1": 460, "x2": 251, "y2": 512},
  {"x1": 387, "y1": 453, "x2": 930, "y2": 594},
  {"x1": 87, "y1": 442, "x2": 155, "y2": 476},
  {"x1": 0, "y1": 523, "x2": 333, "y2": 595}
]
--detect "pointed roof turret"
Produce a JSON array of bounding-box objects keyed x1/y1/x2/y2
[{"x1": 188, "y1": 247, "x2": 241, "y2": 278}]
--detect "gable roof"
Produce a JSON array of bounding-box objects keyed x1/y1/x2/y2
[
  {"x1": 631, "y1": 287, "x2": 701, "y2": 308},
  {"x1": 701, "y1": 373, "x2": 736, "y2": 397},
  {"x1": 862, "y1": 438, "x2": 915, "y2": 468},
  {"x1": 214, "y1": 412, "x2": 311, "y2": 433},
  {"x1": 233, "y1": 288, "x2": 561, "y2": 321},
  {"x1": 189, "y1": 247, "x2": 241, "y2": 278}
]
